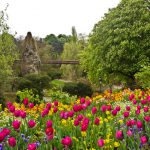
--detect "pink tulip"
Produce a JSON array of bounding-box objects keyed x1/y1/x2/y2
[
  {"x1": 123, "y1": 111, "x2": 129, "y2": 118},
  {"x1": 115, "y1": 106, "x2": 121, "y2": 111},
  {"x1": 74, "y1": 118, "x2": 79, "y2": 126},
  {"x1": 53, "y1": 107, "x2": 58, "y2": 113},
  {"x1": 46, "y1": 103, "x2": 52, "y2": 110},
  {"x1": 140, "y1": 136, "x2": 147, "y2": 144},
  {"x1": 46, "y1": 120, "x2": 53, "y2": 128},
  {"x1": 136, "y1": 121, "x2": 143, "y2": 128},
  {"x1": 28, "y1": 120, "x2": 36, "y2": 128},
  {"x1": 29, "y1": 103, "x2": 34, "y2": 108},
  {"x1": 112, "y1": 109, "x2": 117, "y2": 116},
  {"x1": 73, "y1": 105, "x2": 78, "y2": 112},
  {"x1": 0, "y1": 132, "x2": 5, "y2": 142},
  {"x1": 143, "y1": 107, "x2": 149, "y2": 112},
  {"x1": 137, "y1": 105, "x2": 141, "y2": 110},
  {"x1": 60, "y1": 111, "x2": 65, "y2": 119},
  {"x1": 92, "y1": 107, "x2": 97, "y2": 114},
  {"x1": 107, "y1": 105, "x2": 112, "y2": 111},
  {"x1": 141, "y1": 99, "x2": 147, "y2": 105},
  {"x1": 144, "y1": 116, "x2": 150, "y2": 122},
  {"x1": 115, "y1": 130, "x2": 123, "y2": 140},
  {"x1": 61, "y1": 136, "x2": 72, "y2": 146},
  {"x1": 127, "y1": 130, "x2": 132, "y2": 136},
  {"x1": 78, "y1": 114, "x2": 83, "y2": 121},
  {"x1": 101, "y1": 105, "x2": 107, "y2": 112},
  {"x1": 94, "y1": 117, "x2": 100, "y2": 125},
  {"x1": 126, "y1": 106, "x2": 130, "y2": 111},
  {"x1": 80, "y1": 98, "x2": 85, "y2": 104},
  {"x1": 135, "y1": 109, "x2": 140, "y2": 115},
  {"x1": 97, "y1": 139, "x2": 104, "y2": 147},
  {"x1": 129, "y1": 94, "x2": 135, "y2": 100},
  {"x1": 20, "y1": 111, "x2": 26, "y2": 119},
  {"x1": 23, "y1": 98, "x2": 28, "y2": 106},
  {"x1": 14, "y1": 110, "x2": 20, "y2": 117},
  {"x1": 126, "y1": 120, "x2": 132, "y2": 127},
  {"x1": 8, "y1": 137, "x2": 16, "y2": 147},
  {"x1": 130, "y1": 119, "x2": 136, "y2": 125},
  {"x1": 133, "y1": 100, "x2": 137, "y2": 105},
  {"x1": 2, "y1": 128, "x2": 11, "y2": 136},
  {"x1": 7, "y1": 101, "x2": 12, "y2": 108},
  {"x1": 54, "y1": 101, "x2": 58, "y2": 106},
  {"x1": 28, "y1": 143, "x2": 36, "y2": 150},
  {"x1": 81, "y1": 123, "x2": 88, "y2": 131},
  {"x1": 82, "y1": 117, "x2": 90, "y2": 124},
  {"x1": 12, "y1": 120, "x2": 21, "y2": 129},
  {"x1": 9, "y1": 105, "x2": 15, "y2": 113},
  {"x1": 86, "y1": 100, "x2": 91, "y2": 106},
  {"x1": 82, "y1": 103, "x2": 87, "y2": 110},
  {"x1": 68, "y1": 111, "x2": 74, "y2": 117}
]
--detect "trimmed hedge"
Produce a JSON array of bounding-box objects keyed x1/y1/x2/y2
[{"x1": 62, "y1": 82, "x2": 93, "y2": 97}]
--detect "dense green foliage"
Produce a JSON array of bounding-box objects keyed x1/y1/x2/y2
[
  {"x1": 62, "y1": 82, "x2": 93, "y2": 97},
  {"x1": 135, "y1": 65, "x2": 150, "y2": 89},
  {"x1": 47, "y1": 69, "x2": 62, "y2": 80},
  {"x1": 16, "y1": 89, "x2": 41, "y2": 104},
  {"x1": 0, "y1": 7, "x2": 18, "y2": 97},
  {"x1": 45, "y1": 89, "x2": 77, "y2": 104},
  {"x1": 16, "y1": 74, "x2": 51, "y2": 98},
  {"x1": 61, "y1": 27, "x2": 84, "y2": 81},
  {"x1": 81, "y1": 0, "x2": 150, "y2": 86},
  {"x1": 44, "y1": 34, "x2": 71, "y2": 54}
]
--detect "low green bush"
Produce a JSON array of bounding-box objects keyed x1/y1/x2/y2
[
  {"x1": 47, "y1": 70, "x2": 62, "y2": 80},
  {"x1": 16, "y1": 74, "x2": 51, "y2": 99},
  {"x1": 62, "y1": 82, "x2": 93, "y2": 97}
]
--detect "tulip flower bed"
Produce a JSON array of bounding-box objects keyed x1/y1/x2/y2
[{"x1": 0, "y1": 89, "x2": 150, "y2": 150}]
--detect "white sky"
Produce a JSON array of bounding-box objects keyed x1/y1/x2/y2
[{"x1": 0, "y1": 0, "x2": 120, "y2": 38}]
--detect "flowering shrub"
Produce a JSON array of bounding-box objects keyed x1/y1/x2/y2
[{"x1": 0, "y1": 89, "x2": 150, "y2": 149}]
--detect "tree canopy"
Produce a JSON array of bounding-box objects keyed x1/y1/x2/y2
[
  {"x1": 0, "y1": 6, "x2": 18, "y2": 96},
  {"x1": 81, "y1": 0, "x2": 150, "y2": 85}
]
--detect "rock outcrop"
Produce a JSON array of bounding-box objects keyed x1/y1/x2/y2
[{"x1": 21, "y1": 32, "x2": 41, "y2": 75}]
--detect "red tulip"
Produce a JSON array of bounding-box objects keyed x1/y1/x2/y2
[
  {"x1": 94, "y1": 117, "x2": 100, "y2": 125},
  {"x1": 54, "y1": 101, "x2": 58, "y2": 106},
  {"x1": 0, "y1": 132, "x2": 5, "y2": 142},
  {"x1": 74, "y1": 118, "x2": 79, "y2": 126},
  {"x1": 45, "y1": 127, "x2": 54, "y2": 136},
  {"x1": 28, "y1": 120, "x2": 36, "y2": 128},
  {"x1": 123, "y1": 111, "x2": 129, "y2": 118},
  {"x1": 8, "y1": 137, "x2": 16, "y2": 147},
  {"x1": 12, "y1": 120, "x2": 21, "y2": 129},
  {"x1": 112, "y1": 109, "x2": 117, "y2": 116},
  {"x1": 9, "y1": 105, "x2": 15, "y2": 113},
  {"x1": 23, "y1": 98, "x2": 28, "y2": 106}
]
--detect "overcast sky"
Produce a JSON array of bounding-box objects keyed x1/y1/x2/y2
[{"x1": 0, "y1": 0, "x2": 120, "y2": 38}]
